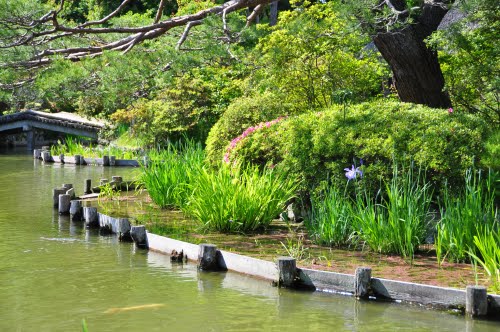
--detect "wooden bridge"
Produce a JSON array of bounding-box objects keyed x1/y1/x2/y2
[{"x1": 0, "y1": 110, "x2": 105, "y2": 150}]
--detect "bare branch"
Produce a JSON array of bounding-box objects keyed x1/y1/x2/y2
[
  {"x1": 246, "y1": 5, "x2": 264, "y2": 28},
  {"x1": 0, "y1": 78, "x2": 35, "y2": 90},
  {"x1": 154, "y1": 0, "x2": 167, "y2": 24},
  {"x1": 78, "y1": 0, "x2": 133, "y2": 28},
  {"x1": 176, "y1": 21, "x2": 203, "y2": 51},
  {"x1": 223, "y1": 3, "x2": 240, "y2": 37}
]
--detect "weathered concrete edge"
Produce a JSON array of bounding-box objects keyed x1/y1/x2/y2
[
  {"x1": 146, "y1": 232, "x2": 278, "y2": 281},
  {"x1": 91, "y1": 207, "x2": 500, "y2": 316},
  {"x1": 217, "y1": 250, "x2": 278, "y2": 281},
  {"x1": 371, "y1": 277, "x2": 466, "y2": 308},
  {"x1": 145, "y1": 231, "x2": 500, "y2": 315},
  {"x1": 299, "y1": 268, "x2": 354, "y2": 293},
  {"x1": 147, "y1": 233, "x2": 199, "y2": 262}
]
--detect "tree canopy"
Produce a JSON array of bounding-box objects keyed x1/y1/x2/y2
[{"x1": 0, "y1": 0, "x2": 498, "y2": 125}]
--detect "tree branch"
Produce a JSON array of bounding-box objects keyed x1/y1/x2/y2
[
  {"x1": 78, "y1": 0, "x2": 133, "y2": 28},
  {"x1": 5, "y1": 0, "x2": 276, "y2": 67},
  {"x1": 176, "y1": 20, "x2": 203, "y2": 50},
  {"x1": 154, "y1": 0, "x2": 167, "y2": 24},
  {"x1": 246, "y1": 5, "x2": 264, "y2": 27}
]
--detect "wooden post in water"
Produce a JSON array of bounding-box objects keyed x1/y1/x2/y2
[
  {"x1": 62, "y1": 184, "x2": 73, "y2": 193},
  {"x1": 277, "y1": 257, "x2": 296, "y2": 288},
  {"x1": 33, "y1": 149, "x2": 41, "y2": 159},
  {"x1": 131, "y1": 225, "x2": 148, "y2": 248},
  {"x1": 52, "y1": 188, "x2": 66, "y2": 208},
  {"x1": 110, "y1": 156, "x2": 116, "y2": 166},
  {"x1": 83, "y1": 207, "x2": 99, "y2": 228},
  {"x1": 466, "y1": 286, "x2": 488, "y2": 318},
  {"x1": 59, "y1": 154, "x2": 64, "y2": 163},
  {"x1": 111, "y1": 176, "x2": 122, "y2": 183},
  {"x1": 111, "y1": 176, "x2": 122, "y2": 189},
  {"x1": 100, "y1": 179, "x2": 109, "y2": 186},
  {"x1": 84, "y1": 179, "x2": 92, "y2": 194},
  {"x1": 355, "y1": 267, "x2": 372, "y2": 299},
  {"x1": 41, "y1": 151, "x2": 52, "y2": 162},
  {"x1": 74, "y1": 155, "x2": 81, "y2": 165},
  {"x1": 58, "y1": 194, "x2": 71, "y2": 214},
  {"x1": 198, "y1": 244, "x2": 218, "y2": 271},
  {"x1": 66, "y1": 187, "x2": 75, "y2": 199},
  {"x1": 69, "y1": 200, "x2": 83, "y2": 221},
  {"x1": 103, "y1": 155, "x2": 110, "y2": 166}
]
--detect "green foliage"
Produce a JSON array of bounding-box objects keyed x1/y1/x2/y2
[
  {"x1": 112, "y1": 65, "x2": 244, "y2": 146},
  {"x1": 429, "y1": 0, "x2": 500, "y2": 125},
  {"x1": 205, "y1": 92, "x2": 301, "y2": 164},
  {"x1": 306, "y1": 184, "x2": 355, "y2": 247},
  {"x1": 50, "y1": 136, "x2": 139, "y2": 159},
  {"x1": 141, "y1": 140, "x2": 204, "y2": 209},
  {"x1": 354, "y1": 162, "x2": 432, "y2": 261},
  {"x1": 436, "y1": 169, "x2": 498, "y2": 263},
  {"x1": 230, "y1": 100, "x2": 490, "y2": 194},
  {"x1": 482, "y1": 130, "x2": 500, "y2": 170},
  {"x1": 248, "y1": 1, "x2": 386, "y2": 109},
  {"x1": 468, "y1": 227, "x2": 500, "y2": 293},
  {"x1": 185, "y1": 163, "x2": 299, "y2": 233},
  {"x1": 307, "y1": 161, "x2": 433, "y2": 261}
]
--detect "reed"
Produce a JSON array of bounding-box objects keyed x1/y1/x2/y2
[
  {"x1": 468, "y1": 227, "x2": 500, "y2": 292},
  {"x1": 140, "y1": 140, "x2": 204, "y2": 209},
  {"x1": 306, "y1": 185, "x2": 354, "y2": 247},
  {"x1": 185, "y1": 163, "x2": 299, "y2": 232},
  {"x1": 354, "y1": 163, "x2": 432, "y2": 261},
  {"x1": 436, "y1": 169, "x2": 498, "y2": 263}
]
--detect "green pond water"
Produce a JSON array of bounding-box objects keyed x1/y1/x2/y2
[{"x1": 0, "y1": 151, "x2": 499, "y2": 331}]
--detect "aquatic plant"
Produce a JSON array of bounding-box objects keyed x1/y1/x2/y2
[
  {"x1": 355, "y1": 162, "x2": 432, "y2": 261},
  {"x1": 468, "y1": 227, "x2": 500, "y2": 293},
  {"x1": 306, "y1": 185, "x2": 355, "y2": 247},
  {"x1": 436, "y1": 169, "x2": 498, "y2": 263},
  {"x1": 185, "y1": 162, "x2": 299, "y2": 232},
  {"x1": 140, "y1": 140, "x2": 204, "y2": 209},
  {"x1": 50, "y1": 136, "x2": 140, "y2": 159}
]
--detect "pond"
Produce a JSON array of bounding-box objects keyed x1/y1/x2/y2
[{"x1": 0, "y1": 150, "x2": 498, "y2": 331}]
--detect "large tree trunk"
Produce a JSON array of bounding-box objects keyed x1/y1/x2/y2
[{"x1": 373, "y1": 2, "x2": 452, "y2": 108}]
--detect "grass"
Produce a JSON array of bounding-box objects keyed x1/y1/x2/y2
[
  {"x1": 308, "y1": 162, "x2": 432, "y2": 262},
  {"x1": 140, "y1": 140, "x2": 299, "y2": 233}
]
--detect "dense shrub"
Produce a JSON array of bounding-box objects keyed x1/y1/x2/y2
[
  {"x1": 205, "y1": 92, "x2": 302, "y2": 165},
  {"x1": 228, "y1": 100, "x2": 490, "y2": 194}
]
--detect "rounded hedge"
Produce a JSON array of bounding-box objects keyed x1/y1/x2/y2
[
  {"x1": 225, "y1": 101, "x2": 491, "y2": 193},
  {"x1": 205, "y1": 92, "x2": 302, "y2": 165}
]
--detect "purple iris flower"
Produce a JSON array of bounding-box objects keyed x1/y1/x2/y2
[{"x1": 344, "y1": 165, "x2": 363, "y2": 180}]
